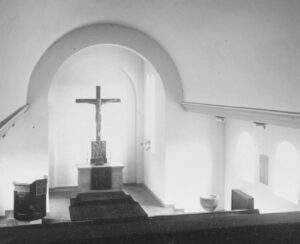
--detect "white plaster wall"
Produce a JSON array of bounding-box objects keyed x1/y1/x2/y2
[
  {"x1": 142, "y1": 62, "x2": 226, "y2": 210},
  {"x1": 165, "y1": 111, "x2": 225, "y2": 211},
  {"x1": 143, "y1": 62, "x2": 166, "y2": 202},
  {"x1": 225, "y1": 119, "x2": 300, "y2": 213},
  {"x1": 49, "y1": 45, "x2": 144, "y2": 187},
  {"x1": 142, "y1": 59, "x2": 226, "y2": 209},
  {"x1": 0, "y1": 114, "x2": 48, "y2": 215},
  {"x1": 1, "y1": 0, "x2": 300, "y2": 123}
]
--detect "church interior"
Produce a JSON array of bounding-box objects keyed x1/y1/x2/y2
[{"x1": 1, "y1": 0, "x2": 300, "y2": 243}]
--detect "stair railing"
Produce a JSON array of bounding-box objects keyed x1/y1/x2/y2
[{"x1": 0, "y1": 104, "x2": 29, "y2": 139}]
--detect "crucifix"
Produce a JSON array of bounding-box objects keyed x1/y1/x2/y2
[{"x1": 76, "y1": 86, "x2": 121, "y2": 165}]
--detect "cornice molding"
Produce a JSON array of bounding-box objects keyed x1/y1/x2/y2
[{"x1": 182, "y1": 102, "x2": 300, "y2": 129}]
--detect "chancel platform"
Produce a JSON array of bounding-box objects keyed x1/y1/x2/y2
[
  {"x1": 77, "y1": 164, "x2": 124, "y2": 192},
  {"x1": 69, "y1": 191, "x2": 148, "y2": 222}
]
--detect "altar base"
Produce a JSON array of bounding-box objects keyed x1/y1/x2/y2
[{"x1": 77, "y1": 164, "x2": 124, "y2": 192}]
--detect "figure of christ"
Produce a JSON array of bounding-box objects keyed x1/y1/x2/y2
[{"x1": 76, "y1": 86, "x2": 121, "y2": 165}]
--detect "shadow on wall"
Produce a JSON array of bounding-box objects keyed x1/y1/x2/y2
[
  {"x1": 165, "y1": 112, "x2": 225, "y2": 212},
  {"x1": 226, "y1": 119, "x2": 300, "y2": 213},
  {"x1": 165, "y1": 141, "x2": 213, "y2": 211},
  {"x1": 234, "y1": 132, "x2": 257, "y2": 184},
  {"x1": 273, "y1": 141, "x2": 299, "y2": 204}
]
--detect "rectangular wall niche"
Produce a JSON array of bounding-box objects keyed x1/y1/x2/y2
[{"x1": 259, "y1": 154, "x2": 269, "y2": 185}]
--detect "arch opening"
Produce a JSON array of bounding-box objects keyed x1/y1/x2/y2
[
  {"x1": 24, "y1": 23, "x2": 182, "y2": 203},
  {"x1": 48, "y1": 44, "x2": 151, "y2": 188}
]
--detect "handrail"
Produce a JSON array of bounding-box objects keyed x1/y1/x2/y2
[
  {"x1": 182, "y1": 101, "x2": 300, "y2": 129},
  {"x1": 0, "y1": 104, "x2": 29, "y2": 139}
]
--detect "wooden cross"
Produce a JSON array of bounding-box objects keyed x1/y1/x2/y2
[{"x1": 76, "y1": 86, "x2": 121, "y2": 142}]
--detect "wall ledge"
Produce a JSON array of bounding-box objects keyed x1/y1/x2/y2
[{"x1": 182, "y1": 102, "x2": 300, "y2": 129}]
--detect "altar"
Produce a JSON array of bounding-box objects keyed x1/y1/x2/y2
[
  {"x1": 75, "y1": 86, "x2": 124, "y2": 192},
  {"x1": 77, "y1": 164, "x2": 124, "y2": 192}
]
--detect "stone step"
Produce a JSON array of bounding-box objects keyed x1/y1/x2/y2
[
  {"x1": 173, "y1": 208, "x2": 185, "y2": 214},
  {"x1": 1, "y1": 209, "x2": 43, "y2": 227},
  {"x1": 5, "y1": 210, "x2": 13, "y2": 219},
  {"x1": 42, "y1": 218, "x2": 69, "y2": 224},
  {"x1": 4, "y1": 218, "x2": 42, "y2": 227},
  {"x1": 163, "y1": 204, "x2": 185, "y2": 215}
]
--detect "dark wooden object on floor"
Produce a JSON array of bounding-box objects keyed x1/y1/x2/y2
[
  {"x1": 231, "y1": 189, "x2": 254, "y2": 210},
  {"x1": 13, "y1": 179, "x2": 47, "y2": 221},
  {"x1": 69, "y1": 191, "x2": 148, "y2": 222}
]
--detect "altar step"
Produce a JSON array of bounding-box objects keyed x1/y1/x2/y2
[
  {"x1": 49, "y1": 184, "x2": 184, "y2": 217},
  {"x1": 0, "y1": 209, "x2": 14, "y2": 224},
  {"x1": 161, "y1": 204, "x2": 185, "y2": 215},
  {"x1": 0, "y1": 209, "x2": 69, "y2": 225},
  {"x1": 172, "y1": 207, "x2": 185, "y2": 214},
  {"x1": 5, "y1": 209, "x2": 13, "y2": 218},
  {"x1": 127, "y1": 184, "x2": 185, "y2": 216}
]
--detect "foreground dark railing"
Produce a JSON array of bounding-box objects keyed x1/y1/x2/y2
[
  {"x1": 0, "y1": 104, "x2": 29, "y2": 138},
  {"x1": 1, "y1": 211, "x2": 300, "y2": 243}
]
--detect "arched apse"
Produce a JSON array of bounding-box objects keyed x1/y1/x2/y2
[
  {"x1": 48, "y1": 45, "x2": 144, "y2": 187},
  {"x1": 24, "y1": 23, "x2": 183, "y2": 203}
]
